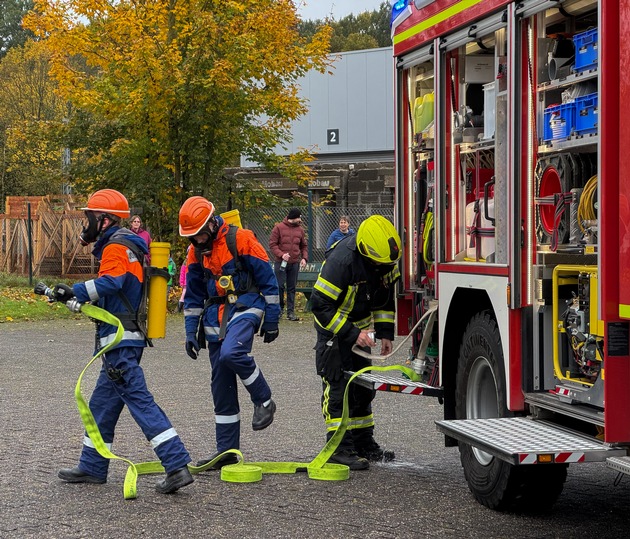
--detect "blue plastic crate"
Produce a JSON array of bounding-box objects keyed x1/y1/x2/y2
[
  {"x1": 543, "y1": 102, "x2": 575, "y2": 141},
  {"x1": 573, "y1": 28, "x2": 598, "y2": 72},
  {"x1": 574, "y1": 92, "x2": 598, "y2": 135}
]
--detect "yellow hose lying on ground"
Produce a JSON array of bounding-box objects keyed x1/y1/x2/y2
[{"x1": 74, "y1": 304, "x2": 421, "y2": 499}]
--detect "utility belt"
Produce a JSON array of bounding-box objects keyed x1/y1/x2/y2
[{"x1": 197, "y1": 279, "x2": 260, "y2": 345}]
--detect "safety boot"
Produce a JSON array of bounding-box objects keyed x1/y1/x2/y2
[
  {"x1": 328, "y1": 449, "x2": 369, "y2": 470},
  {"x1": 155, "y1": 466, "x2": 194, "y2": 494},
  {"x1": 356, "y1": 439, "x2": 395, "y2": 462},
  {"x1": 196, "y1": 451, "x2": 239, "y2": 469},
  {"x1": 58, "y1": 467, "x2": 106, "y2": 484},
  {"x1": 252, "y1": 399, "x2": 276, "y2": 430}
]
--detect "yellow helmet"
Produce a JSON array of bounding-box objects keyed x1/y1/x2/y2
[{"x1": 356, "y1": 215, "x2": 402, "y2": 264}]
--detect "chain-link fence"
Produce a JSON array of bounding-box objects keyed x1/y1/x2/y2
[
  {"x1": 2, "y1": 203, "x2": 394, "y2": 278},
  {"x1": 240, "y1": 205, "x2": 394, "y2": 262}
]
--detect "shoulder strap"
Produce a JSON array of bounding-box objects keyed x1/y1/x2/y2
[
  {"x1": 226, "y1": 225, "x2": 241, "y2": 271},
  {"x1": 107, "y1": 234, "x2": 153, "y2": 346}
]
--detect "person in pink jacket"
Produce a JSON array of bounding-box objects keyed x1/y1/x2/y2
[
  {"x1": 178, "y1": 256, "x2": 188, "y2": 313},
  {"x1": 129, "y1": 215, "x2": 152, "y2": 248}
]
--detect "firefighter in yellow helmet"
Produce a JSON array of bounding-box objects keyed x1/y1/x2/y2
[
  {"x1": 311, "y1": 215, "x2": 401, "y2": 470},
  {"x1": 55, "y1": 189, "x2": 193, "y2": 494}
]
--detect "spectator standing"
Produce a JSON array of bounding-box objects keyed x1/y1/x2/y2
[
  {"x1": 268, "y1": 208, "x2": 308, "y2": 321},
  {"x1": 167, "y1": 256, "x2": 176, "y2": 296},
  {"x1": 326, "y1": 215, "x2": 355, "y2": 250},
  {"x1": 130, "y1": 215, "x2": 152, "y2": 248},
  {"x1": 178, "y1": 252, "x2": 189, "y2": 313}
]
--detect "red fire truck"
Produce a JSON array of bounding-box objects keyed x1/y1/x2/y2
[{"x1": 364, "y1": 0, "x2": 630, "y2": 511}]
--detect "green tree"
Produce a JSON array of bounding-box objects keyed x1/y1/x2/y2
[
  {"x1": 0, "y1": 0, "x2": 35, "y2": 59},
  {"x1": 25, "y1": 0, "x2": 331, "y2": 242},
  {"x1": 301, "y1": 2, "x2": 392, "y2": 53}
]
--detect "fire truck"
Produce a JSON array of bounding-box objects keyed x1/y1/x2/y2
[{"x1": 356, "y1": 0, "x2": 630, "y2": 511}]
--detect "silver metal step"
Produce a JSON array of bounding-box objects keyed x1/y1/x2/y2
[
  {"x1": 347, "y1": 371, "x2": 443, "y2": 398},
  {"x1": 607, "y1": 456, "x2": 630, "y2": 476},
  {"x1": 435, "y1": 417, "x2": 627, "y2": 465}
]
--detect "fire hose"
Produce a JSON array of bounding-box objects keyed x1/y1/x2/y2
[{"x1": 41, "y1": 293, "x2": 423, "y2": 499}]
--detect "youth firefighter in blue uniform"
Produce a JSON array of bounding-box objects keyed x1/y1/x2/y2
[
  {"x1": 311, "y1": 215, "x2": 402, "y2": 470},
  {"x1": 179, "y1": 196, "x2": 280, "y2": 468},
  {"x1": 56, "y1": 189, "x2": 193, "y2": 494}
]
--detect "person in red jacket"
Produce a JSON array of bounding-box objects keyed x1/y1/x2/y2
[{"x1": 268, "y1": 208, "x2": 308, "y2": 321}]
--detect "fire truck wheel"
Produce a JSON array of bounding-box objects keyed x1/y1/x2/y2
[{"x1": 455, "y1": 311, "x2": 567, "y2": 511}]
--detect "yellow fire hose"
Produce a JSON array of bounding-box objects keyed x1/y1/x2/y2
[{"x1": 74, "y1": 304, "x2": 421, "y2": 499}]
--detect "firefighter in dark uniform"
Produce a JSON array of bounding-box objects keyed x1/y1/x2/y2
[
  {"x1": 56, "y1": 189, "x2": 193, "y2": 494},
  {"x1": 179, "y1": 196, "x2": 279, "y2": 469},
  {"x1": 311, "y1": 215, "x2": 402, "y2": 470}
]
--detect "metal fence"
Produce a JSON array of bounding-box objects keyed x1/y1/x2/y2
[
  {"x1": 240, "y1": 205, "x2": 394, "y2": 262},
  {"x1": 2, "y1": 204, "x2": 394, "y2": 278}
]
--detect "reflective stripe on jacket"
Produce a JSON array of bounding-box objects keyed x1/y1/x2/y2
[
  {"x1": 184, "y1": 217, "x2": 280, "y2": 343},
  {"x1": 311, "y1": 236, "x2": 399, "y2": 344},
  {"x1": 73, "y1": 227, "x2": 148, "y2": 349}
]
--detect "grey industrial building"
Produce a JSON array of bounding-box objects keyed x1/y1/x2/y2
[{"x1": 231, "y1": 46, "x2": 395, "y2": 208}]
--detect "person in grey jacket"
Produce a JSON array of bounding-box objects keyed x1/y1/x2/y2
[{"x1": 269, "y1": 208, "x2": 308, "y2": 321}]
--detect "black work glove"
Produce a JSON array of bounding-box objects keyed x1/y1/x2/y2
[
  {"x1": 185, "y1": 333, "x2": 200, "y2": 360},
  {"x1": 52, "y1": 283, "x2": 75, "y2": 302},
  {"x1": 316, "y1": 336, "x2": 343, "y2": 382},
  {"x1": 260, "y1": 321, "x2": 279, "y2": 344}
]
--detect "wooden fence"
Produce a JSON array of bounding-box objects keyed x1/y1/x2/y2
[{"x1": 0, "y1": 195, "x2": 97, "y2": 278}]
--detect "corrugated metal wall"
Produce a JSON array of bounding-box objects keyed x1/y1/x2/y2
[{"x1": 241, "y1": 47, "x2": 394, "y2": 166}]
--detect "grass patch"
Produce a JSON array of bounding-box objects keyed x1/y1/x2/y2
[{"x1": 0, "y1": 273, "x2": 79, "y2": 323}]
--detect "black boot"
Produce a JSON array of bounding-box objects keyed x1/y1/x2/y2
[
  {"x1": 196, "y1": 451, "x2": 239, "y2": 469},
  {"x1": 155, "y1": 466, "x2": 194, "y2": 494},
  {"x1": 328, "y1": 449, "x2": 369, "y2": 470},
  {"x1": 252, "y1": 399, "x2": 276, "y2": 430},
  {"x1": 355, "y1": 438, "x2": 395, "y2": 462},
  {"x1": 58, "y1": 466, "x2": 106, "y2": 484}
]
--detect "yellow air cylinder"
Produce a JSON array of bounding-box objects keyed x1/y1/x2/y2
[
  {"x1": 221, "y1": 209, "x2": 242, "y2": 228},
  {"x1": 147, "y1": 242, "x2": 170, "y2": 339}
]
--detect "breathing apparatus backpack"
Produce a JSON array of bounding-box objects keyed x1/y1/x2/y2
[{"x1": 109, "y1": 231, "x2": 170, "y2": 346}]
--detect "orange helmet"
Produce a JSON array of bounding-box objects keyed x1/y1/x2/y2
[
  {"x1": 80, "y1": 189, "x2": 130, "y2": 218},
  {"x1": 179, "y1": 196, "x2": 215, "y2": 237}
]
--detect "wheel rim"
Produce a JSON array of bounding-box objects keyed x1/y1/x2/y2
[{"x1": 466, "y1": 355, "x2": 499, "y2": 465}]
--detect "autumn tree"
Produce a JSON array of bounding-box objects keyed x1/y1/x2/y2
[
  {"x1": 0, "y1": 40, "x2": 67, "y2": 208},
  {"x1": 25, "y1": 0, "x2": 332, "y2": 241}
]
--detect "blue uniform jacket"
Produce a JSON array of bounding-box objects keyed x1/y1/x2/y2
[
  {"x1": 184, "y1": 217, "x2": 280, "y2": 342},
  {"x1": 72, "y1": 227, "x2": 149, "y2": 350}
]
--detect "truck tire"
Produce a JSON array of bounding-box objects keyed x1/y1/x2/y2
[{"x1": 455, "y1": 311, "x2": 567, "y2": 511}]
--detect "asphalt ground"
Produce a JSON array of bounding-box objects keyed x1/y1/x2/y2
[{"x1": 1, "y1": 314, "x2": 629, "y2": 539}]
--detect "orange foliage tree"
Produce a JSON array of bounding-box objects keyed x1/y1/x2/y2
[{"x1": 24, "y1": 0, "x2": 331, "y2": 241}]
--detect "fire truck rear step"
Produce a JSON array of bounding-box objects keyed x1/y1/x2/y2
[
  {"x1": 347, "y1": 371, "x2": 443, "y2": 398},
  {"x1": 606, "y1": 456, "x2": 630, "y2": 476},
  {"x1": 435, "y1": 417, "x2": 626, "y2": 466}
]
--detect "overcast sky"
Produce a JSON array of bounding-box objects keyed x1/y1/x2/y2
[{"x1": 297, "y1": 0, "x2": 389, "y2": 21}]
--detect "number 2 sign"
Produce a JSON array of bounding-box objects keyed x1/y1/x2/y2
[{"x1": 327, "y1": 129, "x2": 339, "y2": 145}]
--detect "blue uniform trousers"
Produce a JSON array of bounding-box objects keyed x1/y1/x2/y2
[
  {"x1": 207, "y1": 316, "x2": 272, "y2": 451},
  {"x1": 78, "y1": 346, "x2": 190, "y2": 479}
]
